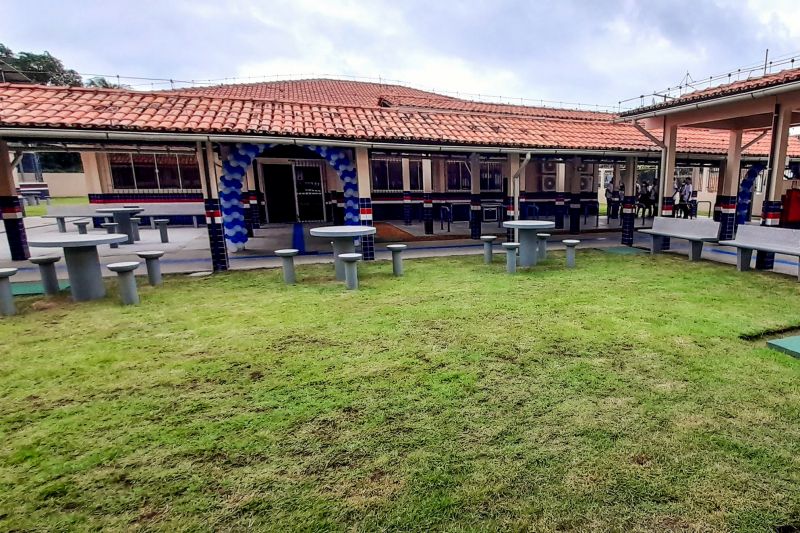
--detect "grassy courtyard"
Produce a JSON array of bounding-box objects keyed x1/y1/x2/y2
[
  {"x1": 23, "y1": 196, "x2": 88, "y2": 217},
  {"x1": 1, "y1": 251, "x2": 799, "y2": 531}
]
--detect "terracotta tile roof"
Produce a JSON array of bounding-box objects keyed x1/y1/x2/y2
[
  {"x1": 620, "y1": 66, "x2": 800, "y2": 117},
  {"x1": 377, "y1": 94, "x2": 612, "y2": 121},
  {"x1": 169, "y1": 78, "x2": 446, "y2": 107},
  {"x1": 1, "y1": 81, "x2": 799, "y2": 157}
]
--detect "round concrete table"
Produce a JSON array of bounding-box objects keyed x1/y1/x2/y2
[
  {"x1": 96, "y1": 207, "x2": 143, "y2": 244},
  {"x1": 502, "y1": 220, "x2": 556, "y2": 267},
  {"x1": 28, "y1": 233, "x2": 129, "y2": 301},
  {"x1": 309, "y1": 225, "x2": 377, "y2": 280}
]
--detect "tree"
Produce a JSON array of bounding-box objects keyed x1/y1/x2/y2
[
  {"x1": 84, "y1": 76, "x2": 130, "y2": 89},
  {"x1": 0, "y1": 43, "x2": 82, "y2": 86}
]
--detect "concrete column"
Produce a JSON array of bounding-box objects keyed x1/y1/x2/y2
[
  {"x1": 621, "y1": 157, "x2": 638, "y2": 245},
  {"x1": 199, "y1": 141, "x2": 229, "y2": 272},
  {"x1": 469, "y1": 153, "x2": 481, "y2": 239},
  {"x1": 716, "y1": 131, "x2": 742, "y2": 240},
  {"x1": 656, "y1": 122, "x2": 678, "y2": 251},
  {"x1": 401, "y1": 158, "x2": 412, "y2": 226},
  {"x1": 658, "y1": 122, "x2": 678, "y2": 218},
  {"x1": 554, "y1": 162, "x2": 566, "y2": 229},
  {"x1": 355, "y1": 147, "x2": 375, "y2": 260},
  {"x1": 507, "y1": 154, "x2": 520, "y2": 241},
  {"x1": 422, "y1": 158, "x2": 433, "y2": 234},
  {"x1": 757, "y1": 104, "x2": 793, "y2": 270},
  {"x1": 79, "y1": 153, "x2": 103, "y2": 195},
  {"x1": 0, "y1": 140, "x2": 29, "y2": 261},
  {"x1": 567, "y1": 158, "x2": 581, "y2": 234}
]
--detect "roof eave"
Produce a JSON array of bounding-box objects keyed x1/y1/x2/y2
[{"x1": 616, "y1": 79, "x2": 800, "y2": 122}]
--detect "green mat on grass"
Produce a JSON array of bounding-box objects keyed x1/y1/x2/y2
[
  {"x1": 11, "y1": 280, "x2": 70, "y2": 296},
  {"x1": 604, "y1": 246, "x2": 646, "y2": 255}
]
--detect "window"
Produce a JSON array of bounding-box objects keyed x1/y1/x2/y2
[
  {"x1": 446, "y1": 160, "x2": 471, "y2": 190},
  {"x1": 480, "y1": 161, "x2": 503, "y2": 191},
  {"x1": 38, "y1": 152, "x2": 83, "y2": 173},
  {"x1": 156, "y1": 154, "x2": 181, "y2": 189},
  {"x1": 178, "y1": 155, "x2": 201, "y2": 189},
  {"x1": 706, "y1": 168, "x2": 719, "y2": 193},
  {"x1": 371, "y1": 157, "x2": 403, "y2": 191},
  {"x1": 409, "y1": 160, "x2": 423, "y2": 190},
  {"x1": 109, "y1": 152, "x2": 202, "y2": 191},
  {"x1": 109, "y1": 153, "x2": 135, "y2": 189}
]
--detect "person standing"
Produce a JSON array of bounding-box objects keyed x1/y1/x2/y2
[{"x1": 681, "y1": 177, "x2": 694, "y2": 219}]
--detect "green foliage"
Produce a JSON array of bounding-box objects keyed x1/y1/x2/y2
[
  {"x1": 0, "y1": 254, "x2": 799, "y2": 531},
  {"x1": 1, "y1": 42, "x2": 81, "y2": 86}
]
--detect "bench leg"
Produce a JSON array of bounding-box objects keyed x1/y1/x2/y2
[
  {"x1": 650, "y1": 235, "x2": 663, "y2": 254},
  {"x1": 689, "y1": 241, "x2": 703, "y2": 261},
  {"x1": 737, "y1": 248, "x2": 753, "y2": 272}
]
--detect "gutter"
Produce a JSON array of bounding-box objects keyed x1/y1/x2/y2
[
  {"x1": 615, "y1": 78, "x2": 800, "y2": 122},
  {"x1": 0, "y1": 126, "x2": 659, "y2": 158}
]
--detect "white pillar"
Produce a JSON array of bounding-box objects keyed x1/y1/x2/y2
[{"x1": 658, "y1": 122, "x2": 678, "y2": 216}]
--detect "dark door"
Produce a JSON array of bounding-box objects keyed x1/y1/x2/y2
[
  {"x1": 294, "y1": 165, "x2": 325, "y2": 222},
  {"x1": 263, "y1": 164, "x2": 296, "y2": 223}
]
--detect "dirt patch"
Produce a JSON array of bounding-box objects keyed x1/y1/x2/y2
[{"x1": 739, "y1": 324, "x2": 800, "y2": 341}]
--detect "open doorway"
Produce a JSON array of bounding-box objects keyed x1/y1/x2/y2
[{"x1": 260, "y1": 160, "x2": 326, "y2": 223}]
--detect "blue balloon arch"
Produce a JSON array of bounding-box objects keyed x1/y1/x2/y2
[{"x1": 218, "y1": 143, "x2": 360, "y2": 251}]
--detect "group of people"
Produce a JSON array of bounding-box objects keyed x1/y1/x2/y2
[
  {"x1": 604, "y1": 177, "x2": 695, "y2": 220},
  {"x1": 604, "y1": 181, "x2": 658, "y2": 219}
]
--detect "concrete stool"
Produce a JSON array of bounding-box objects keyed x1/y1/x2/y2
[
  {"x1": 136, "y1": 251, "x2": 165, "y2": 286},
  {"x1": 130, "y1": 217, "x2": 141, "y2": 241},
  {"x1": 107, "y1": 261, "x2": 141, "y2": 305},
  {"x1": 30, "y1": 255, "x2": 61, "y2": 296},
  {"x1": 0, "y1": 268, "x2": 18, "y2": 316},
  {"x1": 480, "y1": 235, "x2": 497, "y2": 264},
  {"x1": 563, "y1": 239, "x2": 580, "y2": 268},
  {"x1": 502, "y1": 242, "x2": 519, "y2": 274},
  {"x1": 101, "y1": 222, "x2": 120, "y2": 248},
  {"x1": 339, "y1": 253, "x2": 362, "y2": 290},
  {"x1": 536, "y1": 233, "x2": 550, "y2": 261},
  {"x1": 154, "y1": 219, "x2": 170, "y2": 243},
  {"x1": 73, "y1": 220, "x2": 90, "y2": 234},
  {"x1": 387, "y1": 244, "x2": 407, "y2": 276},
  {"x1": 54, "y1": 216, "x2": 67, "y2": 233},
  {"x1": 275, "y1": 248, "x2": 299, "y2": 284}
]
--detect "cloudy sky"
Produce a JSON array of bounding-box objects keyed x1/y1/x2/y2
[{"x1": 1, "y1": 0, "x2": 799, "y2": 109}]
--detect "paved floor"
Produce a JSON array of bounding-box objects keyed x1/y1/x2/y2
[{"x1": 1, "y1": 216, "x2": 798, "y2": 282}]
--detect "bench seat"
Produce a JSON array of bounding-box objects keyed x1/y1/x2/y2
[
  {"x1": 637, "y1": 217, "x2": 720, "y2": 261},
  {"x1": 717, "y1": 224, "x2": 800, "y2": 278}
]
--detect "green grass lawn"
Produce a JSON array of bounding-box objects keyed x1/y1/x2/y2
[
  {"x1": 24, "y1": 196, "x2": 88, "y2": 217},
  {"x1": 1, "y1": 252, "x2": 799, "y2": 531}
]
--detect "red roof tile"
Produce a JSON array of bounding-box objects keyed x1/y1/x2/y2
[
  {"x1": 621, "y1": 66, "x2": 800, "y2": 117},
  {"x1": 1, "y1": 81, "x2": 799, "y2": 157}
]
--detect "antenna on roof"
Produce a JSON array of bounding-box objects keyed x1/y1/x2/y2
[{"x1": 764, "y1": 48, "x2": 769, "y2": 75}]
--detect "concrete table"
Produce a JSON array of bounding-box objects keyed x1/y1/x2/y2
[
  {"x1": 309, "y1": 225, "x2": 377, "y2": 281},
  {"x1": 95, "y1": 207, "x2": 143, "y2": 244},
  {"x1": 502, "y1": 220, "x2": 556, "y2": 267},
  {"x1": 28, "y1": 233, "x2": 128, "y2": 301}
]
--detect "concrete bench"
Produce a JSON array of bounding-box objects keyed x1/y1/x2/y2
[
  {"x1": 537, "y1": 233, "x2": 550, "y2": 261},
  {"x1": 29, "y1": 255, "x2": 61, "y2": 296},
  {"x1": 275, "y1": 249, "x2": 299, "y2": 284},
  {"x1": 101, "y1": 222, "x2": 120, "y2": 248},
  {"x1": 107, "y1": 262, "x2": 141, "y2": 305},
  {"x1": 387, "y1": 244, "x2": 407, "y2": 276},
  {"x1": 0, "y1": 268, "x2": 18, "y2": 316},
  {"x1": 136, "y1": 251, "x2": 165, "y2": 286},
  {"x1": 480, "y1": 235, "x2": 496, "y2": 264},
  {"x1": 563, "y1": 239, "x2": 580, "y2": 268},
  {"x1": 47, "y1": 202, "x2": 205, "y2": 228},
  {"x1": 719, "y1": 224, "x2": 800, "y2": 278},
  {"x1": 638, "y1": 217, "x2": 720, "y2": 261},
  {"x1": 43, "y1": 215, "x2": 89, "y2": 233},
  {"x1": 502, "y1": 242, "x2": 519, "y2": 274},
  {"x1": 130, "y1": 217, "x2": 142, "y2": 241},
  {"x1": 154, "y1": 219, "x2": 170, "y2": 243},
  {"x1": 339, "y1": 253, "x2": 362, "y2": 290},
  {"x1": 73, "y1": 220, "x2": 90, "y2": 234}
]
